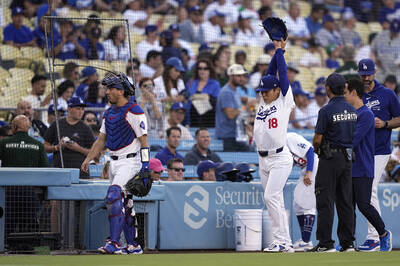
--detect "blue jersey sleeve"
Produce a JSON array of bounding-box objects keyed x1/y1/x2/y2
[
  {"x1": 353, "y1": 109, "x2": 374, "y2": 148},
  {"x1": 305, "y1": 147, "x2": 314, "y2": 172},
  {"x1": 275, "y1": 48, "x2": 289, "y2": 96},
  {"x1": 388, "y1": 89, "x2": 400, "y2": 118},
  {"x1": 265, "y1": 51, "x2": 277, "y2": 76}
]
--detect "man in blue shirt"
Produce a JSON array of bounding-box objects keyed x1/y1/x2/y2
[
  {"x1": 3, "y1": 7, "x2": 36, "y2": 48},
  {"x1": 54, "y1": 19, "x2": 85, "y2": 60},
  {"x1": 155, "y1": 126, "x2": 184, "y2": 165},
  {"x1": 79, "y1": 26, "x2": 105, "y2": 60},
  {"x1": 305, "y1": 4, "x2": 325, "y2": 36},
  {"x1": 358, "y1": 58, "x2": 400, "y2": 251},
  {"x1": 215, "y1": 64, "x2": 250, "y2": 151},
  {"x1": 74, "y1": 66, "x2": 98, "y2": 100},
  {"x1": 310, "y1": 73, "x2": 357, "y2": 252},
  {"x1": 344, "y1": 78, "x2": 392, "y2": 252}
]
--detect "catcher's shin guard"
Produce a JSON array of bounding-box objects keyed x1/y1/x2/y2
[
  {"x1": 123, "y1": 197, "x2": 139, "y2": 246},
  {"x1": 106, "y1": 185, "x2": 124, "y2": 245}
]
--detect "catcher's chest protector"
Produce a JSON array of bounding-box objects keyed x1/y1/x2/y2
[{"x1": 104, "y1": 102, "x2": 141, "y2": 151}]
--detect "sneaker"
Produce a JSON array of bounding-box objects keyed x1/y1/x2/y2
[
  {"x1": 293, "y1": 239, "x2": 313, "y2": 252},
  {"x1": 307, "y1": 244, "x2": 336, "y2": 253},
  {"x1": 335, "y1": 244, "x2": 341, "y2": 251},
  {"x1": 98, "y1": 241, "x2": 125, "y2": 254},
  {"x1": 379, "y1": 230, "x2": 392, "y2": 252},
  {"x1": 358, "y1": 239, "x2": 380, "y2": 252},
  {"x1": 263, "y1": 243, "x2": 294, "y2": 253},
  {"x1": 124, "y1": 244, "x2": 143, "y2": 254},
  {"x1": 340, "y1": 244, "x2": 355, "y2": 252}
]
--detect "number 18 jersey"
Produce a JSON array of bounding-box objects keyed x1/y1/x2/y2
[{"x1": 254, "y1": 86, "x2": 295, "y2": 151}]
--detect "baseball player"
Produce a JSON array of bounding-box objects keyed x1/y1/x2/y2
[
  {"x1": 254, "y1": 37, "x2": 296, "y2": 253},
  {"x1": 286, "y1": 132, "x2": 318, "y2": 252},
  {"x1": 81, "y1": 72, "x2": 149, "y2": 255}
]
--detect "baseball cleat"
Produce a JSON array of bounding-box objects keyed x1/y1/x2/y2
[
  {"x1": 263, "y1": 243, "x2": 294, "y2": 253},
  {"x1": 307, "y1": 244, "x2": 336, "y2": 253},
  {"x1": 293, "y1": 239, "x2": 313, "y2": 252},
  {"x1": 339, "y1": 244, "x2": 355, "y2": 252},
  {"x1": 358, "y1": 239, "x2": 380, "y2": 252},
  {"x1": 124, "y1": 244, "x2": 143, "y2": 254},
  {"x1": 98, "y1": 241, "x2": 125, "y2": 254},
  {"x1": 379, "y1": 230, "x2": 392, "y2": 252}
]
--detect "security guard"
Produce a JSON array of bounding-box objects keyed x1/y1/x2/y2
[
  {"x1": 0, "y1": 115, "x2": 49, "y2": 167},
  {"x1": 309, "y1": 73, "x2": 357, "y2": 252}
]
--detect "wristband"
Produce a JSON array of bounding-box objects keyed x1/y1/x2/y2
[
  {"x1": 140, "y1": 147, "x2": 150, "y2": 163},
  {"x1": 384, "y1": 121, "x2": 389, "y2": 129}
]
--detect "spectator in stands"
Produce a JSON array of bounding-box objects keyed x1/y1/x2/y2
[
  {"x1": 169, "y1": 23, "x2": 194, "y2": 60},
  {"x1": 15, "y1": 100, "x2": 47, "y2": 139},
  {"x1": 340, "y1": 8, "x2": 363, "y2": 48},
  {"x1": 74, "y1": 66, "x2": 98, "y2": 100},
  {"x1": 153, "y1": 57, "x2": 186, "y2": 104},
  {"x1": 286, "y1": 62, "x2": 302, "y2": 91},
  {"x1": 315, "y1": 14, "x2": 342, "y2": 48},
  {"x1": 372, "y1": 19, "x2": 400, "y2": 82},
  {"x1": 136, "y1": 24, "x2": 162, "y2": 63},
  {"x1": 165, "y1": 158, "x2": 185, "y2": 181},
  {"x1": 33, "y1": 11, "x2": 61, "y2": 49},
  {"x1": 150, "y1": 158, "x2": 164, "y2": 181},
  {"x1": 379, "y1": 0, "x2": 400, "y2": 30},
  {"x1": 186, "y1": 59, "x2": 221, "y2": 127},
  {"x1": 179, "y1": 5, "x2": 205, "y2": 44},
  {"x1": 235, "y1": 11, "x2": 258, "y2": 47},
  {"x1": 47, "y1": 104, "x2": 66, "y2": 126},
  {"x1": 283, "y1": 2, "x2": 311, "y2": 46},
  {"x1": 234, "y1": 50, "x2": 247, "y2": 67},
  {"x1": 197, "y1": 160, "x2": 218, "y2": 181},
  {"x1": 137, "y1": 78, "x2": 164, "y2": 138},
  {"x1": 0, "y1": 115, "x2": 48, "y2": 166},
  {"x1": 305, "y1": 4, "x2": 325, "y2": 36},
  {"x1": 290, "y1": 87, "x2": 313, "y2": 129},
  {"x1": 335, "y1": 45, "x2": 359, "y2": 80},
  {"x1": 139, "y1": 50, "x2": 163, "y2": 79},
  {"x1": 299, "y1": 38, "x2": 324, "y2": 67},
  {"x1": 44, "y1": 97, "x2": 95, "y2": 178},
  {"x1": 184, "y1": 127, "x2": 222, "y2": 165},
  {"x1": 80, "y1": 14, "x2": 100, "y2": 39},
  {"x1": 264, "y1": 42, "x2": 275, "y2": 57},
  {"x1": 160, "y1": 30, "x2": 182, "y2": 63},
  {"x1": 56, "y1": 80, "x2": 75, "y2": 111},
  {"x1": 23, "y1": 75, "x2": 51, "y2": 122},
  {"x1": 123, "y1": 0, "x2": 152, "y2": 35},
  {"x1": 383, "y1": 75, "x2": 399, "y2": 99},
  {"x1": 103, "y1": 25, "x2": 130, "y2": 62},
  {"x1": 82, "y1": 111, "x2": 98, "y2": 126},
  {"x1": 54, "y1": 19, "x2": 85, "y2": 60},
  {"x1": 155, "y1": 126, "x2": 184, "y2": 165},
  {"x1": 67, "y1": 0, "x2": 110, "y2": 11},
  {"x1": 213, "y1": 44, "x2": 231, "y2": 86},
  {"x1": 239, "y1": 0, "x2": 260, "y2": 21},
  {"x1": 325, "y1": 44, "x2": 340, "y2": 69},
  {"x1": 203, "y1": 10, "x2": 231, "y2": 44},
  {"x1": 204, "y1": 0, "x2": 238, "y2": 26},
  {"x1": 79, "y1": 26, "x2": 105, "y2": 60},
  {"x1": 3, "y1": 7, "x2": 36, "y2": 48},
  {"x1": 254, "y1": 6, "x2": 274, "y2": 47},
  {"x1": 126, "y1": 59, "x2": 142, "y2": 88},
  {"x1": 166, "y1": 102, "x2": 193, "y2": 140},
  {"x1": 62, "y1": 62, "x2": 80, "y2": 87},
  {"x1": 85, "y1": 81, "x2": 107, "y2": 109},
  {"x1": 248, "y1": 54, "x2": 271, "y2": 89},
  {"x1": 308, "y1": 86, "x2": 328, "y2": 127},
  {"x1": 216, "y1": 64, "x2": 250, "y2": 152},
  {"x1": 355, "y1": 33, "x2": 377, "y2": 65}
]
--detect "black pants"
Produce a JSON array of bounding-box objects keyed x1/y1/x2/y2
[
  {"x1": 315, "y1": 150, "x2": 354, "y2": 248},
  {"x1": 353, "y1": 177, "x2": 386, "y2": 236}
]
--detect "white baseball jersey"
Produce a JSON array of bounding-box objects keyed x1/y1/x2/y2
[
  {"x1": 286, "y1": 132, "x2": 312, "y2": 168},
  {"x1": 254, "y1": 86, "x2": 295, "y2": 150}
]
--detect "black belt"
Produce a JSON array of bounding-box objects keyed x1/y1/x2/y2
[
  {"x1": 110, "y1": 153, "x2": 137, "y2": 160},
  {"x1": 258, "y1": 147, "x2": 284, "y2": 157}
]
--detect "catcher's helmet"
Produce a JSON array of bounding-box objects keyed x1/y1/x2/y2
[
  {"x1": 262, "y1": 17, "x2": 288, "y2": 41},
  {"x1": 101, "y1": 71, "x2": 136, "y2": 95}
]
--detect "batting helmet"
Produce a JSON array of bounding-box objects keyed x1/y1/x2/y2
[{"x1": 101, "y1": 71, "x2": 136, "y2": 96}]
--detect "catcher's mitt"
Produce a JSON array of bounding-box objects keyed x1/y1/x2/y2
[
  {"x1": 125, "y1": 171, "x2": 153, "y2": 197},
  {"x1": 262, "y1": 17, "x2": 288, "y2": 41}
]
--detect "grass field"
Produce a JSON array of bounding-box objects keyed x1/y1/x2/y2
[{"x1": 0, "y1": 252, "x2": 399, "y2": 266}]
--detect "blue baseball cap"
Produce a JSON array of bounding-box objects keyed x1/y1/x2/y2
[
  {"x1": 145, "y1": 24, "x2": 158, "y2": 35},
  {"x1": 169, "y1": 23, "x2": 180, "y2": 31},
  {"x1": 390, "y1": 19, "x2": 400, "y2": 33},
  {"x1": 12, "y1": 7, "x2": 24, "y2": 16},
  {"x1": 326, "y1": 73, "x2": 346, "y2": 88},
  {"x1": 315, "y1": 76, "x2": 326, "y2": 86},
  {"x1": 189, "y1": 5, "x2": 201, "y2": 13},
  {"x1": 47, "y1": 104, "x2": 66, "y2": 114},
  {"x1": 160, "y1": 30, "x2": 173, "y2": 41},
  {"x1": 323, "y1": 14, "x2": 334, "y2": 24},
  {"x1": 68, "y1": 97, "x2": 86, "y2": 108},
  {"x1": 199, "y1": 43, "x2": 213, "y2": 52},
  {"x1": 170, "y1": 102, "x2": 185, "y2": 111},
  {"x1": 256, "y1": 75, "x2": 279, "y2": 92},
  {"x1": 315, "y1": 86, "x2": 327, "y2": 96},
  {"x1": 358, "y1": 58, "x2": 375, "y2": 76},
  {"x1": 292, "y1": 86, "x2": 309, "y2": 96},
  {"x1": 81, "y1": 66, "x2": 97, "y2": 79},
  {"x1": 197, "y1": 160, "x2": 218, "y2": 178},
  {"x1": 166, "y1": 57, "x2": 185, "y2": 72}
]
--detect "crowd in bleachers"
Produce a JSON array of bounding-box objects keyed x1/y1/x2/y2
[{"x1": 2, "y1": 0, "x2": 400, "y2": 182}]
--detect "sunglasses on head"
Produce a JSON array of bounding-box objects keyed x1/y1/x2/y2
[{"x1": 171, "y1": 168, "x2": 185, "y2": 172}]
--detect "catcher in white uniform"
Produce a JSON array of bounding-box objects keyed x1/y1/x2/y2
[
  {"x1": 286, "y1": 132, "x2": 318, "y2": 252},
  {"x1": 254, "y1": 38, "x2": 295, "y2": 253}
]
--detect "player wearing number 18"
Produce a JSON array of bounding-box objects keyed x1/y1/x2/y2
[{"x1": 254, "y1": 37, "x2": 295, "y2": 253}]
